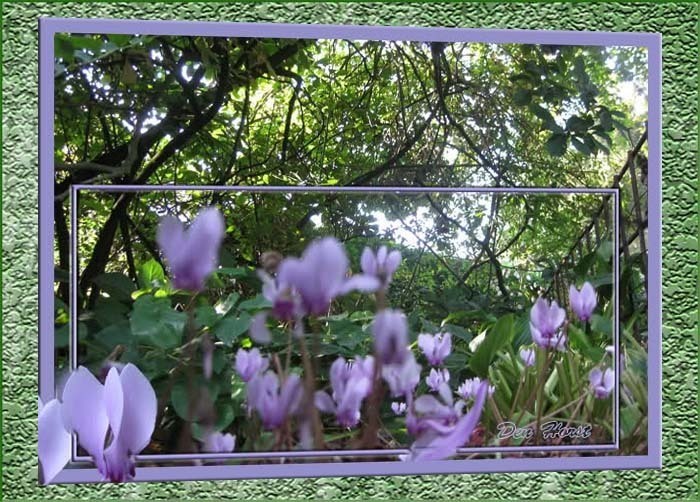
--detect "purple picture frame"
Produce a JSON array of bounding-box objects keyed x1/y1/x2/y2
[{"x1": 39, "y1": 18, "x2": 662, "y2": 483}]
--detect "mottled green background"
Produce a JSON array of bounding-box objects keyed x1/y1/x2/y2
[{"x1": 2, "y1": 1, "x2": 697, "y2": 500}]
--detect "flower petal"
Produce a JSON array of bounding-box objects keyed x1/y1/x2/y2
[
  {"x1": 113, "y1": 364, "x2": 157, "y2": 454},
  {"x1": 38, "y1": 399, "x2": 71, "y2": 484},
  {"x1": 360, "y1": 247, "x2": 376, "y2": 275},
  {"x1": 337, "y1": 274, "x2": 381, "y2": 295},
  {"x1": 249, "y1": 312, "x2": 272, "y2": 344},
  {"x1": 156, "y1": 216, "x2": 186, "y2": 266},
  {"x1": 314, "y1": 391, "x2": 336, "y2": 414},
  {"x1": 385, "y1": 250, "x2": 402, "y2": 275},
  {"x1": 61, "y1": 366, "x2": 109, "y2": 470}
]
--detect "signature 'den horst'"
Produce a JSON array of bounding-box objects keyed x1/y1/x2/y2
[{"x1": 496, "y1": 421, "x2": 593, "y2": 441}]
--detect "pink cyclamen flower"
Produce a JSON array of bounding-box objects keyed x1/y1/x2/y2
[
  {"x1": 519, "y1": 348, "x2": 536, "y2": 367},
  {"x1": 589, "y1": 367, "x2": 614, "y2": 399},
  {"x1": 276, "y1": 237, "x2": 380, "y2": 316},
  {"x1": 315, "y1": 356, "x2": 375, "y2": 428},
  {"x1": 569, "y1": 282, "x2": 597, "y2": 322},
  {"x1": 405, "y1": 380, "x2": 490, "y2": 461},
  {"x1": 360, "y1": 245, "x2": 402, "y2": 288},
  {"x1": 235, "y1": 348, "x2": 269, "y2": 382},
  {"x1": 425, "y1": 368, "x2": 450, "y2": 392},
  {"x1": 391, "y1": 402, "x2": 407, "y2": 415},
  {"x1": 202, "y1": 431, "x2": 236, "y2": 453},
  {"x1": 530, "y1": 297, "x2": 567, "y2": 351},
  {"x1": 417, "y1": 332, "x2": 452, "y2": 366},
  {"x1": 457, "y1": 377, "x2": 495, "y2": 400},
  {"x1": 372, "y1": 309, "x2": 410, "y2": 365},
  {"x1": 246, "y1": 371, "x2": 303, "y2": 430},
  {"x1": 157, "y1": 207, "x2": 225, "y2": 292},
  {"x1": 49, "y1": 364, "x2": 157, "y2": 483},
  {"x1": 382, "y1": 352, "x2": 422, "y2": 398}
]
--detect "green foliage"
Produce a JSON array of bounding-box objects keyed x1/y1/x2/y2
[{"x1": 469, "y1": 314, "x2": 515, "y2": 377}]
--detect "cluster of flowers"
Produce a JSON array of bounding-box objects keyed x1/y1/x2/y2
[
  {"x1": 527, "y1": 282, "x2": 614, "y2": 398},
  {"x1": 39, "y1": 206, "x2": 615, "y2": 483},
  {"x1": 231, "y1": 229, "x2": 491, "y2": 461}
]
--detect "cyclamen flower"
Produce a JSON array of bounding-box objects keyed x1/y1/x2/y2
[
  {"x1": 276, "y1": 237, "x2": 380, "y2": 316},
  {"x1": 246, "y1": 371, "x2": 303, "y2": 430},
  {"x1": 391, "y1": 402, "x2": 407, "y2": 415},
  {"x1": 372, "y1": 309, "x2": 410, "y2": 365},
  {"x1": 530, "y1": 297, "x2": 567, "y2": 351},
  {"x1": 157, "y1": 207, "x2": 225, "y2": 292},
  {"x1": 315, "y1": 356, "x2": 375, "y2": 428},
  {"x1": 425, "y1": 368, "x2": 450, "y2": 392},
  {"x1": 457, "y1": 377, "x2": 495, "y2": 400},
  {"x1": 589, "y1": 367, "x2": 614, "y2": 399},
  {"x1": 569, "y1": 282, "x2": 598, "y2": 322},
  {"x1": 382, "y1": 352, "x2": 422, "y2": 398},
  {"x1": 202, "y1": 431, "x2": 236, "y2": 453},
  {"x1": 44, "y1": 364, "x2": 157, "y2": 483},
  {"x1": 519, "y1": 348, "x2": 536, "y2": 367},
  {"x1": 235, "y1": 348, "x2": 269, "y2": 382},
  {"x1": 417, "y1": 332, "x2": 452, "y2": 366},
  {"x1": 360, "y1": 245, "x2": 402, "y2": 288},
  {"x1": 257, "y1": 269, "x2": 302, "y2": 322},
  {"x1": 38, "y1": 398, "x2": 71, "y2": 484},
  {"x1": 405, "y1": 381, "x2": 490, "y2": 461}
]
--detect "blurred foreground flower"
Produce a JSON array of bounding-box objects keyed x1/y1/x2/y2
[
  {"x1": 530, "y1": 297, "x2": 567, "y2": 351},
  {"x1": 417, "y1": 332, "x2": 452, "y2": 366},
  {"x1": 569, "y1": 282, "x2": 597, "y2": 322},
  {"x1": 589, "y1": 367, "x2": 614, "y2": 399},
  {"x1": 276, "y1": 237, "x2": 380, "y2": 316},
  {"x1": 382, "y1": 352, "x2": 421, "y2": 398},
  {"x1": 315, "y1": 356, "x2": 374, "y2": 428},
  {"x1": 360, "y1": 245, "x2": 401, "y2": 289},
  {"x1": 405, "y1": 380, "x2": 490, "y2": 461},
  {"x1": 235, "y1": 348, "x2": 269, "y2": 382},
  {"x1": 39, "y1": 364, "x2": 157, "y2": 483},
  {"x1": 247, "y1": 371, "x2": 303, "y2": 430},
  {"x1": 372, "y1": 309, "x2": 410, "y2": 365},
  {"x1": 156, "y1": 207, "x2": 225, "y2": 291},
  {"x1": 250, "y1": 238, "x2": 380, "y2": 344}
]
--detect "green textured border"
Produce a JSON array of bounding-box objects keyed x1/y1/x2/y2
[{"x1": 2, "y1": 2, "x2": 698, "y2": 500}]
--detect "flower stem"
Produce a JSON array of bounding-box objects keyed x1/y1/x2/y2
[{"x1": 298, "y1": 334, "x2": 325, "y2": 450}]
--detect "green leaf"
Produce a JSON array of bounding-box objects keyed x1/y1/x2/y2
[
  {"x1": 130, "y1": 295, "x2": 185, "y2": 349},
  {"x1": 469, "y1": 314, "x2": 515, "y2": 377},
  {"x1": 195, "y1": 305, "x2": 220, "y2": 329},
  {"x1": 441, "y1": 323, "x2": 472, "y2": 344},
  {"x1": 513, "y1": 88, "x2": 531, "y2": 106},
  {"x1": 568, "y1": 324, "x2": 591, "y2": 351},
  {"x1": 598, "y1": 107, "x2": 613, "y2": 131},
  {"x1": 590, "y1": 314, "x2": 612, "y2": 336},
  {"x1": 571, "y1": 136, "x2": 592, "y2": 155},
  {"x1": 545, "y1": 133, "x2": 568, "y2": 156},
  {"x1": 216, "y1": 267, "x2": 251, "y2": 278},
  {"x1": 55, "y1": 323, "x2": 69, "y2": 348},
  {"x1": 213, "y1": 313, "x2": 252, "y2": 345},
  {"x1": 214, "y1": 292, "x2": 240, "y2": 317},
  {"x1": 529, "y1": 103, "x2": 555, "y2": 127},
  {"x1": 138, "y1": 259, "x2": 166, "y2": 289},
  {"x1": 93, "y1": 320, "x2": 132, "y2": 349},
  {"x1": 171, "y1": 377, "x2": 222, "y2": 422},
  {"x1": 237, "y1": 295, "x2": 272, "y2": 311},
  {"x1": 566, "y1": 115, "x2": 591, "y2": 133}
]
